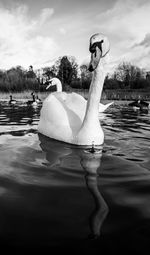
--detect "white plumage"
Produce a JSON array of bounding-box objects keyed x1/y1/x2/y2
[
  {"x1": 38, "y1": 33, "x2": 110, "y2": 146},
  {"x1": 45, "y1": 77, "x2": 113, "y2": 113}
]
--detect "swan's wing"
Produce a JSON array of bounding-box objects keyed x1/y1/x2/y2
[
  {"x1": 38, "y1": 93, "x2": 83, "y2": 142},
  {"x1": 65, "y1": 92, "x2": 87, "y2": 121}
]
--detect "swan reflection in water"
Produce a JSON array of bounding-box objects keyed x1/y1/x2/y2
[{"x1": 38, "y1": 133, "x2": 109, "y2": 239}]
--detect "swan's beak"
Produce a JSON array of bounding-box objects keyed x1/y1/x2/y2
[
  {"x1": 88, "y1": 47, "x2": 102, "y2": 72},
  {"x1": 46, "y1": 83, "x2": 51, "y2": 90},
  {"x1": 46, "y1": 79, "x2": 53, "y2": 90}
]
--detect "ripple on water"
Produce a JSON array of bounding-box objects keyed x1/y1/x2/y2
[{"x1": 0, "y1": 100, "x2": 150, "y2": 249}]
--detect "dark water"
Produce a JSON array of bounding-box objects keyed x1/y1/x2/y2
[{"x1": 0, "y1": 100, "x2": 150, "y2": 253}]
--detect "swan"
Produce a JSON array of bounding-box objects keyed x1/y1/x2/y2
[
  {"x1": 9, "y1": 95, "x2": 17, "y2": 105},
  {"x1": 45, "y1": 78, "x2": 113, "y2": 113},
  {"x1": 38, "y1": 33, "x2": 110, "y2": 146}
]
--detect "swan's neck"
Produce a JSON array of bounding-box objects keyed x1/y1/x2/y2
[
  {"x1": 56, "y1": 81, "x2": 62, "y2": 92},
  {"x1": 83, "y1": 62, "x2": 106, "y2": 124},
  {"x1": 76, "y1": 60, "x2": 106, "y2": 145}
]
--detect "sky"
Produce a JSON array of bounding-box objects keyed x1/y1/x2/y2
[{"x1": 0, "y1": 0, "x2": 150, "y2": 73}]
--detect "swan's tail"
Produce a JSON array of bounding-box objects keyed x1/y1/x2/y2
[
  {"x1": 105, "y1": 101, "x2": 114, "y2": 108},
  {"x1": 99, "y1": 101, "x2": 114, "y2": 113}
]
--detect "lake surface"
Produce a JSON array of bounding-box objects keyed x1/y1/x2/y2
[{"x1": 0, "y1": 99, "x2": 150, "y2": 253}]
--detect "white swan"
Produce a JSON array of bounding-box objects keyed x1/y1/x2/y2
[
  {"x1": 45, "y1": 78, "x2": 113, "y2": 113},
  {"x1": 38, "y1": 33, "x2": 110, "y2": 146}
]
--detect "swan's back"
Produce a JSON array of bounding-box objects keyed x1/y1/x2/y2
[
  {"x1": 64, "y1": 92, "x2": 87, "y2": 120},
  {"x1": 38, "y1": 92, "x2": 87, "y2": 143}
]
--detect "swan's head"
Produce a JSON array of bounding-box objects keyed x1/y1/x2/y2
[
  {"x1": 46, "y1": 78, "x2": 62, "y2": 91},
  {"x1": 46, "y1": 78, "x2": 58, "y2": 90},
  {"x1": 88, "y1": 33, "x2": 110, "y2": 72}
]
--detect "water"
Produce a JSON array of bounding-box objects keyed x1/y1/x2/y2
[{"x1": 0, "y1": 100, "x2": 150, "y2": 253}]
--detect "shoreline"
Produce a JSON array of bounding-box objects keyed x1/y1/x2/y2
[{"x1": 0, "y1": 89, "x2": 150, "y2": 101}]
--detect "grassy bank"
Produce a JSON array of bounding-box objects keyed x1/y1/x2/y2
[
  {"x1": 0, "y1": 91, "x2": 48, "y2": 101},
  {"x1": 103, "y1": 89, "x2": 150, "y2": 101},
  {"x1": 0, "y1": 88, "x2": 150, "y2": 101},
  {"x1": 70, "y1": 88, "x2": 150, "y2": 101}
]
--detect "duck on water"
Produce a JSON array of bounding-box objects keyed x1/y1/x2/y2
[
  {"x1": 128, "y1": 99, "x2": 150, "y2": 110},
  {"x1": 26, "y1": 92, "x2": 38, "y2": 106},
  {"x1": 9, "y1": 95, "x2": 17, "y2": 105}
]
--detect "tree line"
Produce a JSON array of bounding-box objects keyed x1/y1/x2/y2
[{"x1": 0, "y1": 56, "x2": 150, "y2": 92}]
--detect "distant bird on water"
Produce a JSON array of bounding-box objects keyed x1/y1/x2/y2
[
  {"x1": 9, "y1": 95, "x2": 17, "y2": 105},
  {"x1": 26, "y1": 92, "x2": 37, "y2": 106},
  {"x1": 36, "y1": 95, "x2": 42, "y2": 104},
  {"x1": 128, "y1": 99, "x2": 150, "y2": 110}
]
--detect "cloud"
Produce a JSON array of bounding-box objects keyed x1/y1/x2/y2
[
  {"x1": 132, "y1": 33, "x2": 150, "y2": 48},
  {"x1": 0, "y1": 4, "x2": 58, "y2": 69},
  {"x1": 94, "y1": 0, "x2": 150, "y2": 71},
  {"x1": 59, "y1": 27, "x2": 67, "y2": 35},
  {"x1": 48, "y1": 0, "x2": 150, "y2": 73},
  {"x1": 38, "y1": 8, "x2": 54, "y2": 26},
  {"x1": 0, "y1": 0, "x2": 150, "y2": 72}
]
